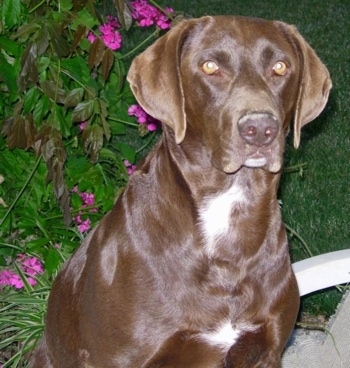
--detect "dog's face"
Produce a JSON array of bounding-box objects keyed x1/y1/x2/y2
[{"x1": 128, "y1": 16, "x2": 331, "y2": 174}]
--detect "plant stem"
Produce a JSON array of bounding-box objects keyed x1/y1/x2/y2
[
  {"x1": 120, "y1": 29, "x2": 159, "y2": 59},
  {"x1": 284, "y1": 222, "x2": 314, "y2": 258},
  {"x1": 29, "y1": 0, "x2": 46, "y2": 13},
  {"x1": 108, "y1": 115, "x2": 138, "y2": 127},
  {"x1": 0, "y1": 155, "x2": 42, "y2": 229},
  {"x1": 136, "y1": 131, "x2": 157, "y2": 154}
]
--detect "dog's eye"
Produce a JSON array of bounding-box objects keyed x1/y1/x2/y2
[
  {"x1": 272, "y1": 61, "x2": 287, "y2": 76},
  {"x1": 202, "y1": 61, "x2": 219, "y2": 75}
]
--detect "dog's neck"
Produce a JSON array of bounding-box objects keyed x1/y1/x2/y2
[{"x1": 159, "y1": 131, "x2": 281, "y2": 203}]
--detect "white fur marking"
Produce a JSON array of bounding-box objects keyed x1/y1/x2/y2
[
  {"x1": 199, "y1": 184, "x2": 247, "y2": 254},
  {"x1": 201, "y1": 321, "x2": 240, "y2": 350}
]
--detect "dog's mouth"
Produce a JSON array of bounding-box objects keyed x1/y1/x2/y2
[
  {"x1": 216, "y1": 143, "x2": 283, "y2": 174},
  {"x1": 243, "y1": 152, "x2": 268, "y2": 168},
  {"x1": 242, "y1": 147, "x2": 283, "y2": 173}
]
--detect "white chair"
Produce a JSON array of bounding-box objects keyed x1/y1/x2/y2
[{"x1": 282, "y1": 249, "x2": 350, "y2": 368}]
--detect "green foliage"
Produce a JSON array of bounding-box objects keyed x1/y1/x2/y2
[{"x1": 0, "y1": 0, "x2": 175, "y2": 365}]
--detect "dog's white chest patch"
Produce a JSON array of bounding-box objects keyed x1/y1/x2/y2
[
  {"x1": 199, "y1": 184, "x2": 246, "y2": 254},
  {"x1": 200, "y1": 321, "x2": 241, "y2": 350}
]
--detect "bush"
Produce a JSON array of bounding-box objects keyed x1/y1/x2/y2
[{"x1": 0, "y1": 0, "x2": 179, "y2": 366}]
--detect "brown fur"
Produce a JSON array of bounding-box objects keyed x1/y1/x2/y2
[{"x1": 30, "y1": 16, "x2": 331, "y2": 368}]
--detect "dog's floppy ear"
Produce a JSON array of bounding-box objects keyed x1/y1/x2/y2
[
  {"x1": 127, "y1": 19, "x2": 198, "y2": 144},
  {"x1": 285, "y1": 25, "x2": 332, "y2": 148}
]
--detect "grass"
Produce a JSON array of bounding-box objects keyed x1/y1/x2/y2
[{"x1": 161, "y1": 0, "x2": 350, "y2": 316}]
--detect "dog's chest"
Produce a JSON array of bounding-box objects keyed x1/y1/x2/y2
[{"x1": 198, "y1": 183, "x2": 248, "y2": 256}]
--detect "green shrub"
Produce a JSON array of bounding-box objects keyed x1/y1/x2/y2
[{"x1": 0, "y1": 0, "x2": 178, "y2": 365}]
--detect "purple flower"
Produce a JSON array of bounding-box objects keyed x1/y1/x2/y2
[
  {"x1": 18, "y1": 255, "x2": 44, "y2": 276},
  {"x1": 87, "y1": 32, "x2": 97, "y2": 43},
  {"x1": 124, "y1": 160, "x2": 137, "y2": 175},
  {"x1": 87, "y1": 16, "x2": 122, "y2": 51},
  {"x1": 77, "y1": 218, "x2": 91, "y2": 233},
  {"x1": 128, "y1": 104, "x2": 161, "y2": 132},
  {"x1": 80, "y1": 192, "x2": 95, "y2": 207},
  {"x1": 0, "y1": 255, "x2": 44, "y2": 290},
  {"x1": 71, "y1": 188, "x2": 97, "y2": 233},
  {"x1": 101, "y1": 31, "x2": 122, "y2": 51},
  {"x1": 130, "y1": 0, "x2": 173, "y2": 29},
  {"x1": 79, "y1": 121, "x2": 87, "y2": 131}
]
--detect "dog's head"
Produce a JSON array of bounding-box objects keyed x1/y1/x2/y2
[{"x1": 127, "y1": 16, "x2": 331, "y2": 173}]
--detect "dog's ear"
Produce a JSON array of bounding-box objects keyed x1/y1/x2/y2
[
  {"x1": 127, "y1": 19, "x2": 199, "y2": 144},
  {"x1": 285, "y1": 25, "x2": 332, "y2": 148}
]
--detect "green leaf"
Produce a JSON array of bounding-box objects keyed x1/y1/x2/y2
[
  {"x1": 71, "y1": 7, "x2": 99, "y2": 30},
  {"x1": 1, "y1": 0, "x2": 22, "y2": 29},
  {"x1": 88, "y1": 38, "x2": 105, "y2": 69},
  {"x1": 99, "y1": 147, "x2": 118, "y2": 163},
  {"x1": 48, "y1": 105, "x2": 71, "y2": 138},
  {"x1": 33, "y1": 95, "x2": 51, "y2": 124},
  {"x1": 0, "y1": 36, "x2": 21, "y2": 57},
  {"x1": 116, "y1": 142, "x2": 136, "y2": 163},
  {"x1": 82, "y1": 125, "x2": 104, "y2": 162},
  {"x1": 64, "y1": 87, "x2": 84, "y2": 108},
  {"x1": 4, "y1": 116, "x2": 27, "y2": 149},
  {"x1": 100, "y1": 115, "x2": 111, "y2": 141},
  {"x1": 71, "y1": 24, "x2": 87, "y2": 53},
  {"x1": 109, "y1": 121, "x2": 126, "y2": 135},
  {"x1": 44, "y1": 247, "x2": 61, "y2": 275},
  {"x1": 41, "y1": 80, "x2": 66, "y2": 104},
  {"x1": 72, "y1": 100, "x2": 95, "y2": 123},
  {"x1": 25, "y1": 238, "x2": 50, "y2": 251},
  {"x1": 23, "y1": 87, "x2": 39, "y2": 114},
  {"x1": 18, "y1": 43, "x2": 39, "y2": 92},
  {"x1": 60, "y1": 0, "x2": 73, "y2": 11},
  {"x1": 102, "y1": 47, "x2": 114, "y2": 81},
  {"x1": 61, "y1": 57, "x2": 90, "y2": 84},
  {"x1": 114, "y1": 0, "x2": 133, "y2": 30},
  {"x1": 0, "y1": 51, "x2": 18, "y2": 98},
  {"x1": 12, "y1": 23, "x2": 40, "y2": 42},
  {"x1": 36, "y1": 25, "x2": 50, "y2": 55},
  {"x1": 48, "y1": 23, "x2": 70, "y2": 58}
]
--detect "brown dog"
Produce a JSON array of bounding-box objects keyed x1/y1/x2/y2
[{"x1": 30, "y1": 16, "x2": 331, "y2": 368}]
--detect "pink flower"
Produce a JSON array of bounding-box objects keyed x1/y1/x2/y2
[
  {"x1": 128, "y1": 104, "x2": 161, "y2": 132},
  {"x1": 0, "y1": 269, "x2": 17, "y2": 288},
  {"x1": 105, "y1": 15, "x2": 120, "y2": 29},
  {"x1": 99, "y1": 23, "x2": 115, "y2": 36},
  {"x1": 71, "y1": 188, "x2": 97, "y2": 233},
  {"x1": 77, "y1": 218, "x2": 91, "y2": 233},
  {"x1": 79, "y1": 121, "x2": 87, "y2": 131},
  {"x1": 80, "y1": 192, "x2": 95, "y2": 207},
  {"x1": 8, "y1": 272, "x2": 24, "y2": 289},
  {"x1": 156, "y1": 13, "x2": 172, "y2": 30},
  {"x1": 87, "y1": 32, "x2": 97, "y2": 43},
  {"x1": 130, "y1": 0, "x2": 173, "y2": 29},
  {"x1": 18, "y1": 255, "x2": 44, "y2": 276},
  {"x1": 101, "y1": 30, "x2": 122, "y2": 51},
  {"x1": 128, "y1": 104, "x2": 147, "y2": 123},
  {"x1": 87, "y1": 16, "x2": 122, "y2": 51},
  {"x1": 0, "y1": 255, "x2": 44, "y2": 290},
  {"x1": 124, "y1": 160, "x2": 137, "y2": 175}
]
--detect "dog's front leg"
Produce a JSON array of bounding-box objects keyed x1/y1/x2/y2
[{"x1": 144, "y1": 330, "x2": 226, "y2": 368}]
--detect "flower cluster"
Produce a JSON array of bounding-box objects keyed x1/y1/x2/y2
[
  {"x1": 128, "y1": 104, "x2": 161, "y2": 132},
  {"x1": 0, "y1": 255, "x2": 44, "y2": 290},
  {"x1": 88, "y1": 15, "x2": 122, "y2": 51},
  {"x1": 71, "y1": 186, "x2": 98, "y2": 233},
  {"x1": 124, "y1": 160, "x2": 137, "y2": 175},
  {"x1": 130, "y1": 0, "x2": 174, "y2": 29}
]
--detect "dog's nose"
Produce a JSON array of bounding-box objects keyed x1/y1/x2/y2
[{"x1": 237, "y1": 113, "x2": 279, "y2": 147}]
